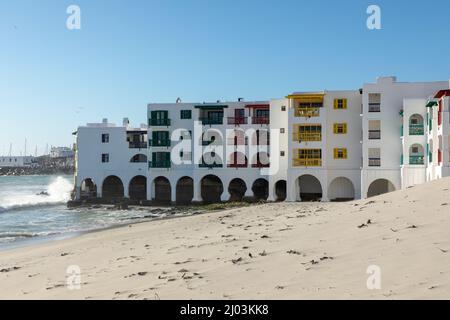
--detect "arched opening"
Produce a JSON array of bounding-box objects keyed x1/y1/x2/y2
[
  {"x1": 409, "y1": 144, "x2": 425, "y2": 165},
  {"x1": 409, "y1": 114, "x2": 424, "y2": 135},
  {"x1": 80, "y1": 178, "x2": 97, "y2": 199},
  {"x1": 328, "y1": 177, "x2": 355, "y2": 202},
  {"x1": 228, "y1": 178, "x2": 247, "y2": 201},
  {"x1": 129, "y1": 176, "x2": 147, "y2": 201},
  {"x1": 130, "y1": 154, "x2": 148, "y2": 163},
  {"x1": 201, "y1": 175, "x2": 223, "y2": 203},
  {"x1": 274, "y1": 180, "x2": 287, "y2": 201},
  {"x1": 228, "y1": 152, "x2": 248, "y2": 168},
  {"x1": 153, "y1": 176, "x2": 171, "y2": 203},
  {"x1": 252, "y1": 178, "x2": 269, "y2": 201},
  {"x1": 176, "y1": 177, "x2": 194, "y2": 204},
  {"x1": 252, "y1": 152, "x2": 270, "y2": 168},
  {"x1": 367, "y1": 179, "x2": 396, "y2": 198},
  {"x1": 297, "y1": 175, "x2": 322, "y2": 202},
  {"x1": 102, "y1": 176, "x2": 124, "y2": 200}
]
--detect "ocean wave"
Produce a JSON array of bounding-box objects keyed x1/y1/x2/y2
[{"x1": 0, "y1": 176, "x2": 72, "y2": 213}]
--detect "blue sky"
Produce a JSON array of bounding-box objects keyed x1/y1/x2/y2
[{"x1": 1, "y1": 0, "x2": 450, "y2": 155}]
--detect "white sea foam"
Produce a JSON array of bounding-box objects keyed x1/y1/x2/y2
[{"x1": 0, "y1": 176, "x2": 73, "y2": 212}]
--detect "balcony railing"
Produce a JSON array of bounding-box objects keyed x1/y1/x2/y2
[
  {"x1": 199, "y1": 163, "x2": 223, "y2": 168},
  {"x1": 369, "y1": 103, "x2": 381, "y2": 112},
  {"x1": 199, "y1": 117, "x2": 223, "y2": 125},
  {"x1": 369, "y1": 158, "x2": 381, "y2": 167},
  {"x1": 295, "y1": 107, "x2": 320, "y2": 117},
  {"x1": 252, "y1": 117, "x2": 270, "y2": 125},
  {"x1": 149, "y1": 160, "x2": 171, "y2": 169},
  {"x1": 409, "y1": 124, "x2": 424, "y2": 136},
  {"x1": 251, "y1": 163, "x2": 270, "y2": 168},
  {"x1": 129, "y1": 142, "x2": 148, "y2": 149},
  {"x1": 409, "y1": 156, "x2": 425, "y2": 165},
  {"x1": 292, "y1": 158, "x2": 322, "y2": 167},
  {"x1": 227, "y1": 117, "x2": 248, "y2": 125},
  {"x1": 149, "y1": 139, "x2": 171, "y2": 147},
  {"x1": 227, "y1": 163, "x2": 248, "y2": 168},
  {"x1": 368, "y1": 130, "x2": 381, "y2": 140},
  {"x1": 293, "y1": 132, "x2": 322, "y2": 142},
  {"x1": 149, "y1": 118, "x2": 171, "y2": 126}
]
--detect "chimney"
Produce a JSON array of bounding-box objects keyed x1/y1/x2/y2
[
  {"x1": 102, "y1": 118, "x2": 108, "y2": 124},
  {"x1": 123, "y1": 118, "x2": 130, "y2": 127},
  {"x1": 238, "y1": 97, "x2": 244, "y2": 102}
]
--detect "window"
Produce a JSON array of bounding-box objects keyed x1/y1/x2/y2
[
  {"x1": 334, "y1": 148, "x2": 348, "y2": 159},
  {"x1": 280, "y1": 151, "x2": 285, "y2": 157},
  {"x1": 368, "y1": 148, "x2": 381, "y2": 167},
  {"x1": 102, "y1": 154, "x2": 109, "y2": 163},
  {"x1": 180, "y1": 110, "x2": 192, "y2": 119},
  {"x1": 281, "y1": 106, "x2": 286, "y2": 111},
  {"x1": 334, "y1": 99, "x2": 347, "y2": 109},
  {"x1": 280, "y1": 128, "x2": 285, "y2": 134},
  {"x1": 102, "y1": 134, "x2": 109, "y2": 143},
  {"x1": 334, "y1": 123, "x2": 347, "y2": 134},
  {"x1": 411, "y1": 146, "x2": 419, "y2": 154}
]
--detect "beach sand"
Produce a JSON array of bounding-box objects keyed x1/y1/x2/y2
[{"x1": 1, "y1": 178, "x2": 450, "y2": 300}]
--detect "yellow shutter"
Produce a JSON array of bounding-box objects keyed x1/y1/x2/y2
[
  {"x1": 333, "y1": 148, "x2": 338, "y2": 159},
  {"x1": 343, "y1": 123, "x2": 347, "y2": 134},
  {"x1": 343, "y1": 99, "x2": 348, "y2": 109},
  {"x1": 334, "y1": 99, "x2": 338, "y2": 109},
  {"x1": 333, "y1": 124, "x2": 337, "y2": 133},
  {"x1": 344, "y1": 149, "x2": 348, "y2": 159}
]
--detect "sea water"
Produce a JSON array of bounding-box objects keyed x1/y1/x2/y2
[{"x1": 0, "y1": 175, "x2": 163, "y2": 250}]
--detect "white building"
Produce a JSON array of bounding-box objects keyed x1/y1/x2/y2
[
  {"x1": 0, "y1": 156, "x2": 36, "y2": 168},
  {"x1": 73, "y1": 76, "x2": 450, "y2": 204},
  {"x1": 50, "y1": 147, "x2": 75, "y2": 158},
  {"x1": 74, "y1": 118, "x2": 148, "y2": 200},
  {"x1": 361, "y1": 77, "x2": 449, "y2": 198}
]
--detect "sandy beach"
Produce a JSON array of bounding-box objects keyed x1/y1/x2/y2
[{"x1": 1, "y1": 177, "x2": 450, "y2": 300}]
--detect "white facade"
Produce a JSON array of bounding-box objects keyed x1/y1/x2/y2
[
  {"x1": 74, "y1": 119, "x2": 148, "y2": 200},
  {"x1": 0, "y1": 156, "x2": 36, "y2": 168},
  {"x1": 361, "y1": 77, "x2": 449, "y2": 198},
  {"x1": 74, "y1": 76, "x2": 450, "y2": 203},
  {"x1": 50, "y1": 147, "x2": 75, "y2": 158}
]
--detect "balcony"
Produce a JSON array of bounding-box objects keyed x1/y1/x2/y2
[
  {"x1": 368, "y1": 130, "x2": 381, "y2": 140},
  {"x1": 149, "y1": 118, "x2": 171, "y2": 126},
  {"x1": 409, "y1": 124, "x2": 424, "y2": 136},
  {"x1": 292, "y1": 158, "x2": 322, "y2": 167},
  {"x1": 369, "y1": 158, "x2": 381, "y2": 167},
  {"x1": 228, "y1": 163, "x2": 248, "y2": 168},
  {"x1": 199, "y1": 163, "x2": 223, "y2": 168},
  {"x1": 295, "y1": 107, "x2": 320, "y2": 117},
  {"x1": 227, "y1": 117, "x2": 248, "y2": 125},
  {"x1": 149, "y1": 160, "x2": 171, "y2": 169},
  {"x1": 368, "y1": 103, "x2": 381, "y2": 113},
  {"x1": 409, "y1": 156, "x2": 425, "y2": 165},
  {"x1": 251, "y1": 163, "x2": 270, "y2": 168},
  {"x1": 252, "y1": 117, "x2": 270, "y2": 125},
  {"x1": 293, "y1": 132, "x2": 322, "y2": 142},
  {"x1": 129, "y1": 142, "x2": 148, "y2": 149},
  {"x1": 199, "y1": 117, "x2": 223, "y2": 125},
  {"x1": 149, "y1": 139, "x2": 171, "y2": 147}
]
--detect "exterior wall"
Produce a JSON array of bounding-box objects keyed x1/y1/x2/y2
[
  {"x1": 147, "y1": 101, "x2": 273, "y2": 203},
  {"x1": 74, "y1": 76, "x2": 450, "y2": 203},
  {"x1": 287, "y1": 90, "x2": 362, "y2": 202},
  {"x1": 401, "y1": 99, "x2": 427, "y2": 189},
  {"x1": 268, "y1": 99, "x2": 289, "y2": 201},
  {"x1": 361, "y1": 77, "x2": 448, "y2": 198},
  {"x1": 75, "y1": 120, "x2": 148, "y2": 199},
  {"x1": 0, "y1": 156, "x2": 35, "y2": 167}
]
